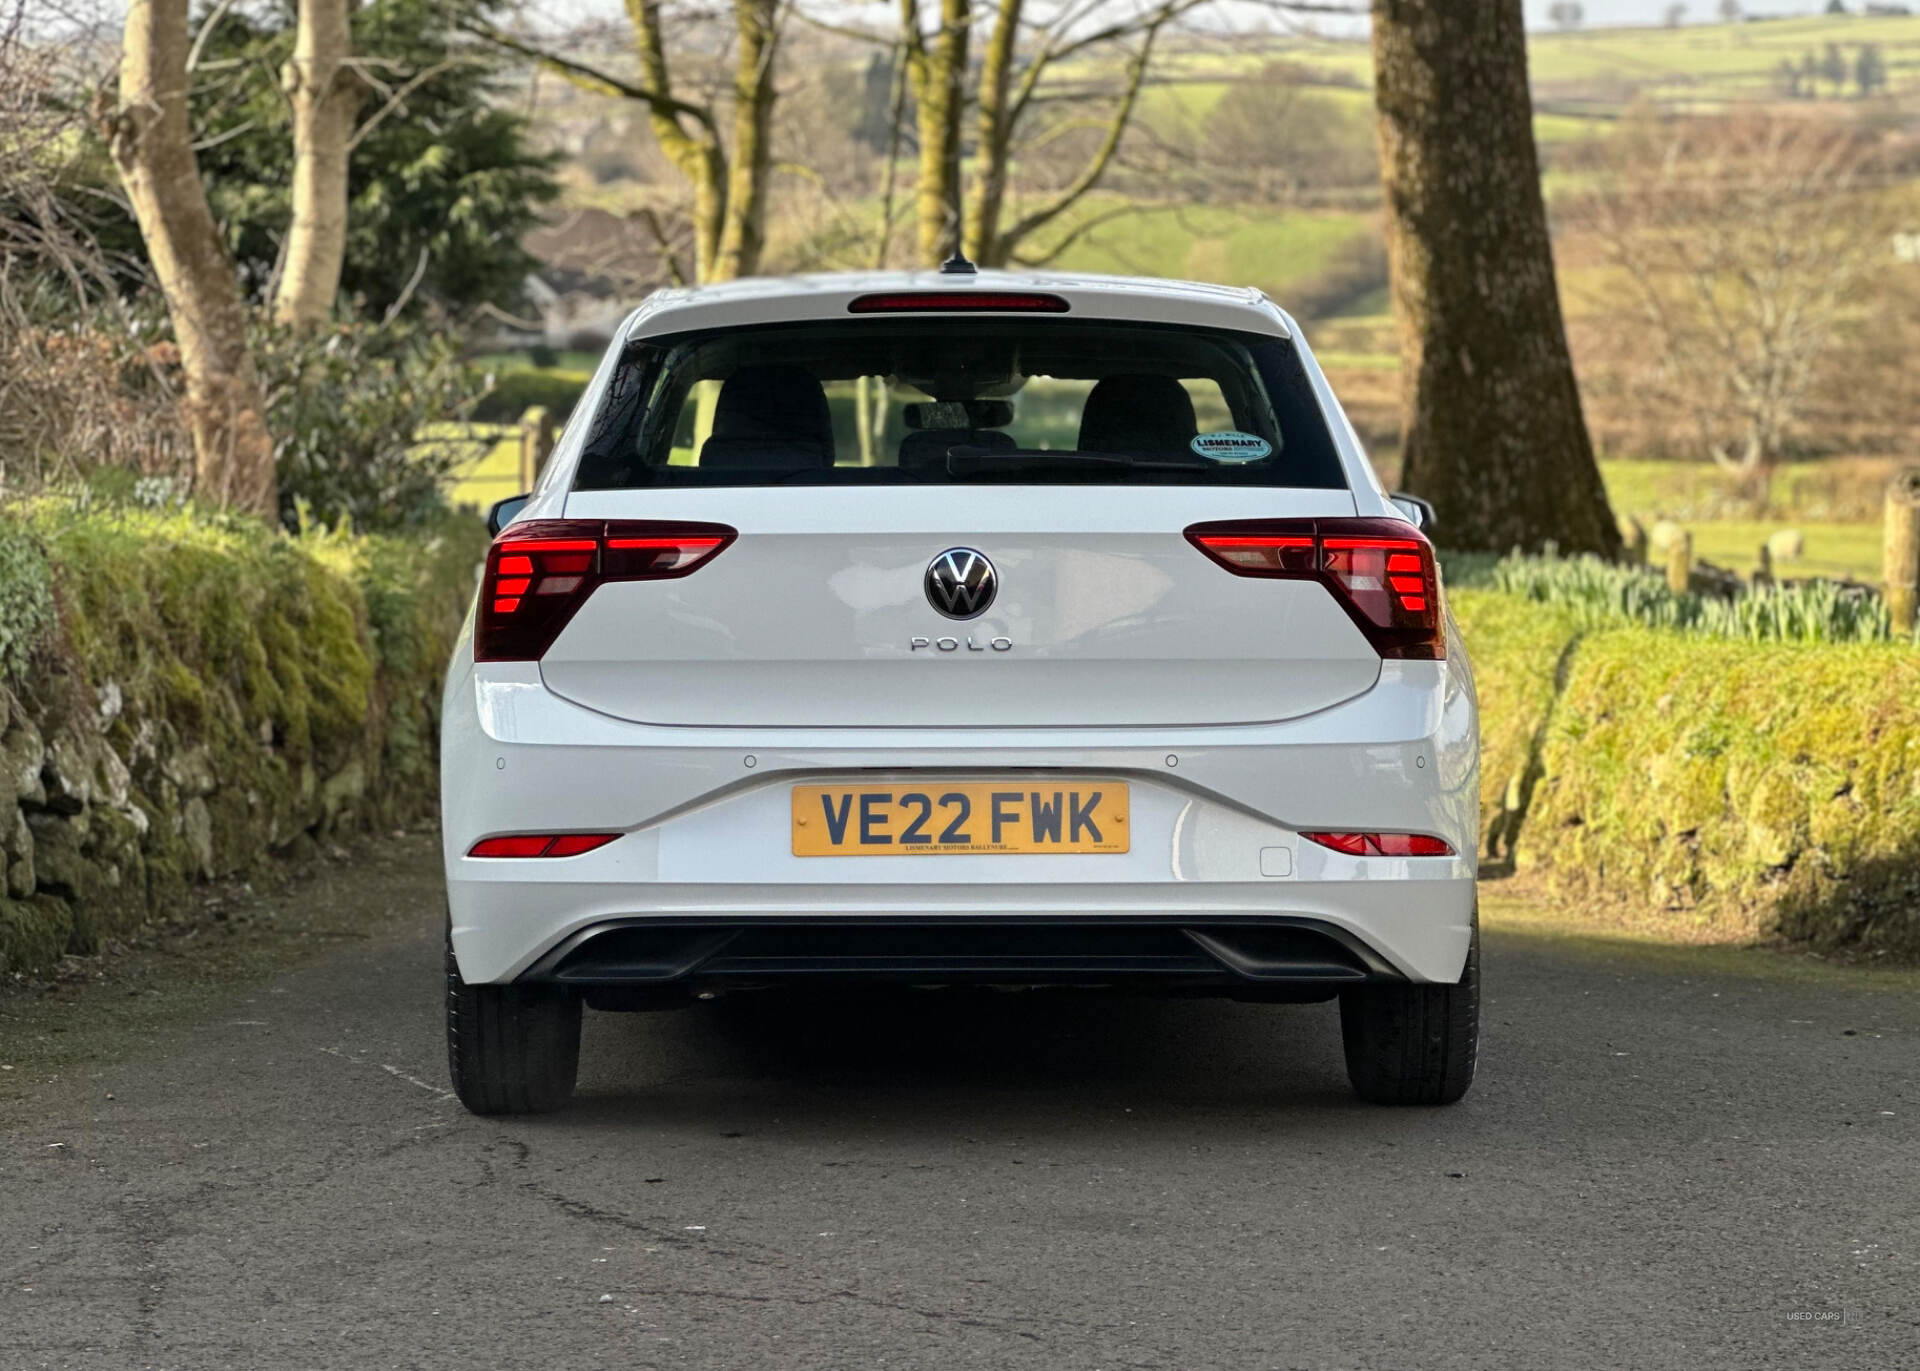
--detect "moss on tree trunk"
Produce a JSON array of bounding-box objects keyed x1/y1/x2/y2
[{"x1": 105, "y1": 0, "x2": 277, "y2": 517}]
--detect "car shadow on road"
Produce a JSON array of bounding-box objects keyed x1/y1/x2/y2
[{"x1": 561, "y1": 988, "x2": 1379, "y2": 1133}]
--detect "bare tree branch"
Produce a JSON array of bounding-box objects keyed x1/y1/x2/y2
[
  {"x1": 1567, "y1": 112, "x2": 1886, "y2": 502},
  {"x1": 457, "y1": 16, "x2": 719, "y2": 137},
  {"x1": 185, "y1": 0, "x2": 241, "y2": 73},
  {"x1": 347, "y1": 56, "x2": 479, "y2": 151},
  {"x1": 634, "y1": 208, "x2": 691, "y2": 287},
  {"x1": 991, "y1": 11, "x2": 1167, "y2": 260},
  {"x1": 1008, "y1": 200, "x2": 1189, "y2": 268}
]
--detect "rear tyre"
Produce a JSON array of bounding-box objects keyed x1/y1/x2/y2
[
  {"x1": 446, "y1": 935, "x2": 581, "y2": 1115},
  {"x1": 1339, "y1": 926, "x2": 1479, "y2": 1106}
]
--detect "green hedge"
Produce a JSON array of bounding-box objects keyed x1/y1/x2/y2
[
  {"x1": 0, "y1": 500, "x2": 485, "y2": 977},
  {"x1": 1453, "y1": 588, "x2": 1920, "y2": 955},
  {"x1": 1450, "y1": 589, "x2": 1586, "y2": 867},
  {"x1": 470, "y1": 367, "x2": 592, "y2": 423},
  {"x1": 1526, "y1": 634, "x2": 1920, "y2": 951},
  {"x1": 0, "y1": 521, "x2": 55, "y2": 686}
]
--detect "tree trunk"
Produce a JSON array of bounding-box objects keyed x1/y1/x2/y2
[
  {"x1": 629, "y1": 0, "x2": 730, "y2": 282},
  {"x1": 713, "y1": 0, "x2": 779, "y2": 281},
  {"x1": 1372, "y1": 0, "x2": 1619, "y2": 556},
  {"x1": 963, "y1": 0, "x2": 1020, "y2": 264},
  {"x1": 905, "y1": 0, "x2": 969, "y2": 265},
  {"x1": 273, "y1": 0, "x2": 359, "y2": 326},
  {"x1": 106, "y1": 0, "x2": 276, "y2": 517}
]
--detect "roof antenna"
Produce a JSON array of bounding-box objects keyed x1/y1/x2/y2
[{"x1": 936, "y1": 195, "x2": 975, "y2": 274}]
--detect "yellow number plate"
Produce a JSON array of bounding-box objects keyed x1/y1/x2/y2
[{"x1": 792, "y1": 782, "x2": 1129, "y2": 856}]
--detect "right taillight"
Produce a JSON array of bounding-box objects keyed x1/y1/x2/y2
[
  {"x1": 1185, "y1": 517, "x2": 1444, "y2": 660},
  {"x1": 478, "y1": 519, "x2": 736, "y2": 662},
  {"x1": 1303, "y1": 832, "x2": 1455, "y2": 858}
]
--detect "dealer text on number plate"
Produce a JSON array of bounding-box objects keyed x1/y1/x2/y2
[{"x1": 791, "y1": 782, "x2": 1130, "y2": 856}]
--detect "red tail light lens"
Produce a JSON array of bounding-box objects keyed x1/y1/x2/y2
[
  {"x1": 478, "y1": 519, "x2": 735, "y2": 662},
  {"x1": 469, "y1": 833, "x2": 620, "y2": 858},
  {"x1": 1185, "y1": 532, "x2": 1316, "y2": 575},
  {"x1": 604, "y1": 534, "x2": 729, "y2": 576},
  {"x1": 1185, "y1": 517, "x2": 1444, "y2": 660},
  {"x1": 1303, "y1": 832, "x2": 1455, "y2": 858},
  {"x1": 1324, "y1": 536, "x2": 1430, "y2": 617},
  {"x1": 847, "y1": 291, "x2": 1070, "y2": 314},
  {"x1": 468, "y1": 835, "x2": 553, "y2": 858},
  {"x1": 489, "y1": 537, "x2": 594, "y2": 619}
]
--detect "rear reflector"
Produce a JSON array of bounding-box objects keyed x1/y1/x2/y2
[
  {"x1": 1303, "y1": 832, "x2": 1454, "y2": 858},
  {"x1": 847, "y1": 291, "x2": 1070, "y2": 314},
  {"x1": 478, "y1": 519, "x2": 735, "y2": 662},
  {"x1": 469, "y1": 833, "x2": 620, "y2": 859},
  {"x1": 1185, "y1": 517, "x2": 1445, "y2": 660}
]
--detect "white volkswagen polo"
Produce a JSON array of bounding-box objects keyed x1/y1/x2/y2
[{"x1": 440, "y1": 266, "x2": 1479, "y2": 1114}]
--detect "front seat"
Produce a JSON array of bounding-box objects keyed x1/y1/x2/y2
[
  {"x1": 1077, "y1": 374, "x2": 1198, "y2": 456},
  {"x1": 698, "y1": 365, "x2": 836, "y2": 471}
]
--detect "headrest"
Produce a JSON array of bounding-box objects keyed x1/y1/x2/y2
[
  {"x1": 700, "y1": 365, "x2": 835, "y2": 469},
  {"x1": 1076, "y1": 374, "x2": 1198, "y2": 456}
]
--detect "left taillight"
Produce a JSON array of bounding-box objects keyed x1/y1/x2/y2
[
  {"x1": 1185, "y1": 516, "x2": 1444, "y2": 660},
  {"x1": 478, "y1": 519, "x2": 736, "y2": 662},
  {"x1": 469, "y1": 833, "x2": 620, "y2": 858}
]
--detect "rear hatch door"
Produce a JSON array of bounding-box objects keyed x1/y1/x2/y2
[{"x1": 542, "y1": 486, "x2": 1375, "y2": 728}]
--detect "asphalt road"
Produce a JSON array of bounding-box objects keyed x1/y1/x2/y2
[{"x1": 3, "y1": 841, "x2": 1917, "y2": 1370}]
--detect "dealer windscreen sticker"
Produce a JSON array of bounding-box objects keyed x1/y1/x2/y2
[{"x1": 1190, "y1": 430, "x2": 1273, "y2": 463}]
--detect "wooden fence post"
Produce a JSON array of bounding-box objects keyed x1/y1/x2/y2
[
  {"x1": 518, "y1": 405, "x2": 554, "y2": 492},
  {"x1": 1666, "y1": 527, "x2": 1692, "y2": 595},
  {"x1": 1887, "y1": 467, "x2": 1920, "y2": 636}
]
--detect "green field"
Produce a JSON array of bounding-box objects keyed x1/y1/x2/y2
[
  {"x1": 1216, "y1": 13, "x2": 1920, "y2": 96},
  {"x1": 1600, "y1": 456, "x2": 1904, "y2": 525},
  {"x1": 1023, "y1": 197, "x2": 1366, "y2": 297},
  {"x1": 1143, "y1": 13, "x2": 1920, "y2": 148},
  {"x1": 430, "y1": 422, "x2": 521, "y2": 513},
  {"x1": 1596, "y1": 459, "x2": 1890, "y2": 582},
  {"x1": 1141, "y1": 73, "x2": 1600, "y2": 146},
  {"x1": 1523, "y1": 13, "x2": 1920, "y2": 98},
  {"x1": 1674, "y1": 519, "x2": 1883, "y2": 582}
]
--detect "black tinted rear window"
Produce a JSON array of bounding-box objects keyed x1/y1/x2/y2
[{"x1": 574, "y1": 318, "x2": 1346, "y2": 490}]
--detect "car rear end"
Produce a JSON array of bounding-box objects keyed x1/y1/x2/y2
[{"x1": 439, "y1": 271, "x2": 1479, "y2": 1114}]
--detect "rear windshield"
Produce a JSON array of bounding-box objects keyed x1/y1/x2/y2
[{"x1": 573, "y1": 318, "x2": 1347, "y2": 490}]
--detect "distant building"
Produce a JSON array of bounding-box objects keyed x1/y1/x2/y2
[{"x1": 487, "y1": 209, "x2": 682, "y2": 351}]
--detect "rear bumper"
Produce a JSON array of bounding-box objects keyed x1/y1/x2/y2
[
  {"x1": 526, "y1": 916, "x2": 1402, "y2": 1005},
  {"x1": 441, "y1": 655, "x2": 1479, "y2": 986},
  {"x1": 450, "y1": 870, "x2": 1474, "y2": 987}
]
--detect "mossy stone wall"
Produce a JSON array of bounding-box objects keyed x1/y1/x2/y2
[
  {"x1": 6, "y1": 518, "x2": 1914, "y2": 972},
  {"x1": 1453, "y1": 590, "x2": 1920, "y2": 955},
  {"x1": 1450, "y1": 589, "x2": 1586, "y2": 868},
  {"x1": 0, "y1": 503, "x2": 484, "y2": 978}
]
